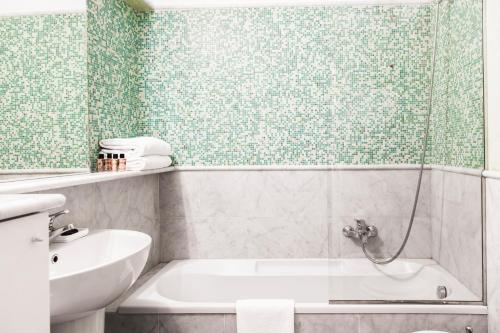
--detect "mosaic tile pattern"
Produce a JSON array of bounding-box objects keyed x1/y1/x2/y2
[
  {"x1": 427, "y1": 0, "x2": 484, "y2": 168},
  {"x1": 87, "y1": 0, "x2": 484, "y2": 168},
  {"x1": 87, "y1": 0, "x2": 145, "y2": 166},
  {"x1": 0, "y1": 14, "x2": 89, "y2": 170},
  {"x1": 137, "y1": 6, "x2": 434, "y2": 166}
]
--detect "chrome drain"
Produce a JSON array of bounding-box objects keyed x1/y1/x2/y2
[{"x1": 436, "y1": 285, "x2": 447, "y2": 299}]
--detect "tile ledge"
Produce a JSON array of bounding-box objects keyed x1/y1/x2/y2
[
  {"x1": 0, "y1": 167, "x2": 174, "y2": 194},
  {"x1": 482, "y1": 170, "x2": 500, "y2": 180},
  {"x1": 0, "y1": 165, "x2": 485, "y2": 193},
  {"x1": 175, "y1": 164, "x2": 431, "y2": 171},
  {"x1": 175, "y1": 164, "x2": 483, "y2": 176}
]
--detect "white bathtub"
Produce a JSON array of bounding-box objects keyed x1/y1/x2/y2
[{"x1": 118, "y1": 259, "x2": 486, "y2": 315}]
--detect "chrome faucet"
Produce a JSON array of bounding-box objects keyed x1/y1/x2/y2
[
  {"x1": 48, "y1": 209, "x2": 73, "y2": 242},
  {"x1": 342, "y1": 218, "x2": 378, "y2": 244}
]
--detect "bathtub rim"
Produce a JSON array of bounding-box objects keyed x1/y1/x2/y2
[
  {"x1": 116, "y1": 259, "x2": 487, "y2": 315},
  {"x1": 117, "y1": 301, "x2": 487, "y2": 315}
]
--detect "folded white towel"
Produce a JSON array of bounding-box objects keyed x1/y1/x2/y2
[
  {"x1": 236, "y1": 299, "x2": 294, "y2": 333},
  {"x1": 99, "y1": 137, "x2": 172, "y2": 158},
  {"x1": 126, "y1": 155, "x2": 172, "y2": 171}
]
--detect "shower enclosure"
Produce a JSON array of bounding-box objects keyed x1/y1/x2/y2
[{"x1": 326, "y1": 0, "x2": 485, "y2": 305}]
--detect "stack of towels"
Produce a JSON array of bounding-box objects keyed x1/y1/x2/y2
[{"x1": 99, "y1": 137, "x2": 173, "y2": 171}]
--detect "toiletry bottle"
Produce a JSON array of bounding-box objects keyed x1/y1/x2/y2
[
  {"x1": 105, "y1": 153, "x2": 113, "y2": 171},
  {"x1": 96, "y1": 153, "x2": 105, "y2": 172},
  {"x1": 111, "y1": 153, "x2": 119, "y2": 171},
  {"x1": 118, "y1": 153, "x2": 127, "y2": 171}
]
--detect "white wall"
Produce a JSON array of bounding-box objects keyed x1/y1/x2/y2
[
  {"x1": 0, "y1": 0, "x2": 86, "y2": 16},
  {"x1": 485, "y1": 0, "x2": 500, "y2": 170},
  {"x1": 485, "y1": 1, "x2": 500, "y2": 331}
]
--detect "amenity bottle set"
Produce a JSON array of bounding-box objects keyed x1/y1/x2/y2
[
  {"x1": 96, "y1": 153, "x2": 127, "y2": 172},
  {"x1": 95, "y1": 137, "x2": 173, "y2": 172}
]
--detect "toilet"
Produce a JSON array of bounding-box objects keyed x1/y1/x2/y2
[{"x1": 412, "y1": 331, "x2": 449, "y2": 333}]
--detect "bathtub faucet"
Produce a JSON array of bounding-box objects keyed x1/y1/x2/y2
[{"x1": 342, "y1": 219, "x2": 378, "y2": 244}]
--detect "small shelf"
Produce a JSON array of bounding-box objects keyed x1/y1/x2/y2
[{"x1": 0, "y1": 167, "x2": 174, "y2": 194}]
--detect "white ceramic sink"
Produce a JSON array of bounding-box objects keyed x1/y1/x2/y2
[{"x1": 49, "y1": 229, "x2": 151, "y2": 324}]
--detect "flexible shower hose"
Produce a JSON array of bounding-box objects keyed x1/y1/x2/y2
[{"x1": 361, "y1": 2, "x2": 441, "y2": 265}]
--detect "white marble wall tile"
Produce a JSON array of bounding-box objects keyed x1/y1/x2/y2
[
  {"x1": 294, "y1": 314, "x2": 360, "y2": 333},
  {"x1": 359, "y1": 314, "x2": 487, "y2": 333},
  {"x1": 330, "y1": 170, "x2": 430, "y2": 219},
  {"x1": 330, "y1": 170, "x2": 432, "y2": 259},
  {"x1": 39, "y1": 183, "x2": 97, "y2": 228},
  {"x1": 223, "y1": 315, "x2": 237, "y2": 333},
  {"x1": 358, "y1": 314, "x2": 429, "y2": 333},
  {"x1": 95, "y1": 176, "x2": 161, "y2": 270},
  {"x1": 432, "y1": 171, "x2": 483, "y2": 298},
  {"x1": 224, "y1": 314, "x2": 360, "y2": 333},
  {"x1": 430, "y1": 169, "x2": 444, "y2": 261},
  {"x1": 161, "y1": 170, "x2": 329, "y2": 220},
  {"x1": 160, "y1": 170, "x2": 433, "y2": 261},
  {"x1": 107, "y1": 313, "x2": 486, "y2": 333},
  {"x1": 161, "y1": 215, "x2": 328, "y2": 260},
  {"x1": 159, "y1": 314, "x2": 225, "y2": 333},
  {"x1": 37, "y1": 175, "x2": 161, "y2": 271},
  {"x1": 160, "y1": 170, "x2": 331, "y2": 260},
  {"x1": 105, "y1": 313, "x2": 158, "y2": 333},
  {"x1": 487, "y1": 178, "x2": 500, "y2": 332},
  {"x1": 425, "y1": 314, "x2": 487, "y2": 333}
]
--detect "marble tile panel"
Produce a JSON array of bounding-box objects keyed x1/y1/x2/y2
[
  {"x1": 336, "y1": 216, "x2": 431, "y2": 259},
  {"x1": 430, "y1": 169, "x2": 444, "y2": 260},
  {"x1": 105, "y1": 313, "x2": 158, "y2": 333},
  {"x1": 94, "y1": 175, "x2": 161, "y2": 271},
  {"x1": 37, "y1": 175, "x2": 161, "y2": 270},
  {"x1": 159, "y1": 314, "x2": 225, "y2": 333},
  {"x1": 435, "y1": 171, "x2": 482, "y2": 298},
  {"x1": 160, "y1": 171, "x2": 329, "y2": 220},
  {"x1": 161, "y1": 215, "x2": 328, "y2": 260},
  {"x1": 359, "y1": 314, "x2": 487, "y2": 333},
  {"x1": 294, "y1": 314, "x2": 360, "y2": 333},
  {"x1": 160, "y1": 170, "x2": 432, "y2": 260},
  {"x1": 330, "y1": 170, "x2": 432, "y2": 259},
  {"x1": 37, "y1": 183, "x2": 96, "y2": 229},
  {"x1": 224, "y1": 314, "x2": 360, "y2": 333},
  {"x1": 424, "y1": 314, "x2": 487, "y2": 333},
  {"x1": 330, "y1": 170, "x2": 431, "y2": 219}
]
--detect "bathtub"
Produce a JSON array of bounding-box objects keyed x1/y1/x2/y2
[{"x1": 118, "y1": 259, "x2": 486, "y2": 315}]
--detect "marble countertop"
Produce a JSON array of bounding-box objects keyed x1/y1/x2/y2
[{"x1": 0, "y1": 194, "x2": 66, "y2": 221}]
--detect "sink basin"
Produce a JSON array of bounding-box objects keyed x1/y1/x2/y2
[{"x1": 49, "y1": 229, "x2": 151, "y2": 324}]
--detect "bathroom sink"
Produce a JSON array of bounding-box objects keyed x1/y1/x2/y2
[{"x1": 49, "y1": 229, "x2": 151, "y2": 324}]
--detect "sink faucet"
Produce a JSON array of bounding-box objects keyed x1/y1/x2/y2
[{"x1": 49, "y1": 209, "x2": 73, "y2": 242}]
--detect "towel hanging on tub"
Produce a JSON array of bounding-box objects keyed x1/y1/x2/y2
[{"x1": 236, "y1": 299, "x2": 294, "y2": 333}]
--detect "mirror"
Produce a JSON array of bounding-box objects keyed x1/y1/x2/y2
[{"x1": 0, "y1": 1, "x2": 89, "y2": 182}]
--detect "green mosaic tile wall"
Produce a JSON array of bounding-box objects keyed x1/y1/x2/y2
[
  {"x1": 0, "y1": 13, "x2": 89, "y2": 170},
  {"x1": 43, "y1": 0, "x2": 483, "y2": 170},
  {"x1": 87, "y1": 0, "x2": 145, "y2": 165},
  {"x1": 428, "y1": 0, "x2": 484, "y2": 168},
  {"x1": 137, "y1": 6, "x2": 435, "y2": 166}
]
